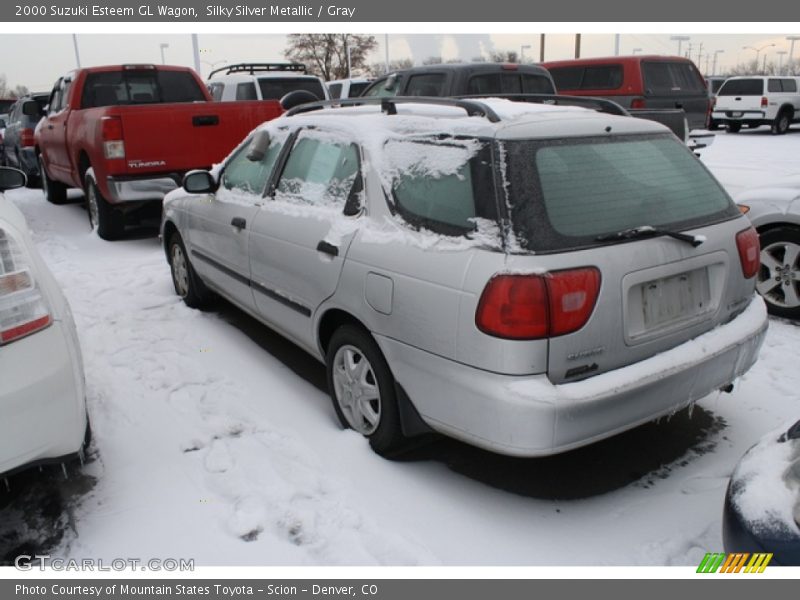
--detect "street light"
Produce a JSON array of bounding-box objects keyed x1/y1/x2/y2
[
  {"x1": 632, "y1": 48, "x2": 642, "y2": 55},
  {"x1": 159, "y1": 43, "x2": 169, "y2": 65},
  {"x1": 743, "y1": 43, "x2": 776, "y2": 74},
  {"x1": 777, "y1": 50, "x2": 788, "y2": 74},
  {"x1": 670, "y1": 35, "x2": 690, "y2": 57},
  {"x1": 711, "y1": 50, "x2": 725, "y2": 76},
  {"x1": 520, "y1": 44, "x2": 531, "y2": 63},
  {"x1": 787, "y1": 36, "x2": 800, "y2": 75}
]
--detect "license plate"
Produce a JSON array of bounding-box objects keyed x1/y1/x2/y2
[
  {"x1": 730, "y1": 111, "x2": 743, "y2": 117},
  {"x1": 641, "y1": 268, "x2": 711, "y2": 330}
]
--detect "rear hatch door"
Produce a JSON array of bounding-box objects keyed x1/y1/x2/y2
[
  {"x1": 715, "y1": 78, "x2": 766, "y2": 113},
  {"x1": 641, "y1": 60, "x2": 709, "y2": 130}
]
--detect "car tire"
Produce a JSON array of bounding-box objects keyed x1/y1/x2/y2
[
  {"x1": 725, "y1": 122, "x2": 742, "y2": 133},
  {"x1": 85, "y1": 177, "x2": 125, "y2": 240},
  {"x1": 756, "y1": 226, "x2": 800, "y2": 320},
  {"x1": 771, "y1": 110, "x2": 791, "y2": 135},
  {"x1": 707, "y1": 119, "x2": 720, "y2": 131},
  {"x1": 167, "y1": 232, "x2": 214, "y2": 309},
  {"x1": 39, "y1": 155, "x2": 68, "y2": 204},
  {"x1": 326, "y1": 324, "x2": 406, "y2": 456},
  {"x1": 20, "y1": 152, "x2": 40, "y2": 188}
]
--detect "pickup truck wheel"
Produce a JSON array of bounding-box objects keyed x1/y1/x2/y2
[
  {"x1": 326, "y1": 325, "x2": 406, "y2": 457},
  {"x1": 40, "y1": 156, "x2": 68, "y2": 204},
  {"x1": 725, "y1": 122, "x2": 742, "y2": 133},
  {"x1": 168, "y1": 232, "x2": 213, "y2": 309},
  {"x1": 86, "y1": 178, "x2": 124, "y2": 240},
  {"x1": 756, "y1": 227, "x2": 800, "y2": 319},
  {"x1": 771, "y1": 110, "x2": 791, "y2": 135}
]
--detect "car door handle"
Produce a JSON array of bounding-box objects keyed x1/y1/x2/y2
[
  {"x1": 231, "y1": 217, "x2": 246, "y2": 230},
  {"x1": 316, "y1": 241, "x2": 339, "y2": 257},
  {"x1": 47, "y1": 124, "x2": 54, "y2": 129}
]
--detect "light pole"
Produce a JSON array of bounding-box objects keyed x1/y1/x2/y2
[
  {"x1": 787, "y1": 36, "x2": 800, "y2": 75},
  {"x1": 632, "y1": 48, "x2": 642, "y2": 55},
  {"x1": 159, "y1": 43, "x2": 169, "y2": 65},
  {"x1": 743, "y1": 44, "x2": 775, "y2": 74},
  {"x1": 670, "y1": 35, "x2": 690, "y2": 57},
  {"x1": 777, "y1": 50, "x2": 788, "y2": 74},
  {"x1": 72, "y1": 33, "x2": 81, "y2": 68},
  {"x1": 520, "y1": 44, "x2": 531, "y2": 63},
  {"x1": 712, "y1": 50, "x2": 724, "y2": 76}
]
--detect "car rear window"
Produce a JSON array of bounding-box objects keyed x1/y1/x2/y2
[
  {"x1": 503, "y1": 134, "x2": 739, "y2": 253},
  {"x1": 257, "y1": 78, "x2": 325, "y2": 101},
  {"x1": 717, "y1": 79, "x2": 764, "y2": 96},
  {"x1": 548, "y1": 65, "x2": 623, "y2": 91},
  {"x1": 642, "y1": 61, "x2": 706, "y2": 96},
  {"x1": 82, "y1": 70, "x2": 206, "y2": 108}
]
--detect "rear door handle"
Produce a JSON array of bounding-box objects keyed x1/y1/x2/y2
[
  {"x1": 316, "y1": 241, "x2": 339, "y2": 257},
  {"x1": 231, "y1": 217, "x2": 246, "y2": 230}
]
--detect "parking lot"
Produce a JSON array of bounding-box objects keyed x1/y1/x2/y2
[{"x1": 1, "y1": 127, "x2": 799, "y2": 566}]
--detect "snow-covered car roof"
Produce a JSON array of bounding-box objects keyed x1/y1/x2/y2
[{"x1": 269, "y1": 97, "x2": 670, "y2": 141}]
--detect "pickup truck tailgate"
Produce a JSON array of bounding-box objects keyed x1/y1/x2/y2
[{"x1": 111, "y1": 100, "x2": 282, "y2": 175}]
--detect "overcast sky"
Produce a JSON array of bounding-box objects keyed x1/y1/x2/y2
[{"x1": 2, "y1": 32, "x2": 798, "y2": 92}]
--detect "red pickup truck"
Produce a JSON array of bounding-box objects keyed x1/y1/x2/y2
[{"x1": 28, "y1": 64, "x2": 283, "y2": 239}]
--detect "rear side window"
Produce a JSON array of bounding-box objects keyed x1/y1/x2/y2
[
  {"x1": 503, "y1": 134, "x2": 738, "y2": 252},
  {"x1": 236, "y1": 82, "x2": 258, "y2": 100},
  {"x1": 467, "y1": 73, "x2": 555, "y2": 94},
  {"x1": 548, "y1": 65, "x2": 622, "y2": 90},
  {"x1": 768, "y1": 79, "x2": 781, "y2": 92},
  {"x1": 385, "y1": 138, "x2": 497, "y2": 235},
  {"x1": 348, "y1": 81, "x2": 370, "y2": 97},
  {"x1": 82, "y1": 70, "x2": 205, "y2": 108},
  {"x1": 642, "y1": 61, "x2": 706, "y2": 95},
  {"x1": 405, "y1": 74, "x2": 447, "y2": 96},
  {"x1": 257, "y1": 78, "x2": 325, "y2": 101},
  {"x1": 328, "y1": 83, "x2": 342, "y2": 99},
  {"x1": 718, "y1": 79, "x2": 764, "y2": 96}
]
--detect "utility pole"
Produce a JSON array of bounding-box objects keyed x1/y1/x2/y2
[
  {"x1": 539, "y1": 33, "x2": 545, "y2": 62},
  {"x1": 686, "y1": 43, "x2": 692, "y2": 60},
  {"x1": 191, "y1": 34, "x2": 201, "y2": 74},
  {"x1": 696, "y1": 42, "x2": 704, "y2": 66},
  {"x1": 574, "y1": 33, "x2": 581, "y2": 59},
  {"x1": 384, "y1": 33, "x2": 389, "y2": 73},
  {"x1": 670, "y1": 35, "x2": 690, "y2": 58},
  {"x1": 614, "y1": 34, "x2": 620, "y2": 56},
  {"x1": 712, "y1": 50, "x2": 724, "y2": 76},
  {"x1": 72, "y1": 34, "x2": 81, "y2": 68}
]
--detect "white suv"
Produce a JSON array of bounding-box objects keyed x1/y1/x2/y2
[
  {"x1": 712, "y1": 76, "x2": 800, "y2": 134},
  {"x1": 207, "y1": 63, "x2": 329, "y2": 103}
]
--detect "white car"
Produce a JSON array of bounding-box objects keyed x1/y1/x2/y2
[
  {"x1": 327, "y1": 78, "x2": 374, "y2": 99},
  {"x1": 713, "y1": 76, "x2": 800, "y2": 134},
  {"x1": 207, "y1": 63, "x2": 329, "y2": 103},
  {"x1": 0, "y1": 167, "x2": 89, "y2": 478}
]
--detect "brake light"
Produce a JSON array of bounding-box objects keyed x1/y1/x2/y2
[
  {"x1": 20, "y1": 127, "x2": 35, "y2": 148},
  {"x1": 0, "y1": 225, "x2": 52, "y2": 345},
  {"x1": 761, "y1": 96, "x2": 768, "y2": 107},
  {"x1": 101, "y1": 116, "x2": 125, "y2": 159},
  {"x1": 631, "y1": 98, "x2": 646, "y2": 109},
  {"x1": 475, "y1": 268, "x2": 601, "y2": 340},
  {"x1": 501, "y1": 63, "x2": 519, "y2": 71},
  {"x1": 736, "y1": 227, "x2": 760, "y2": 279}
]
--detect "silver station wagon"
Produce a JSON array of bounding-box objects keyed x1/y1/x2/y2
[{"x1": 161, "y1": 97, "x2": 768, "y2": 457}]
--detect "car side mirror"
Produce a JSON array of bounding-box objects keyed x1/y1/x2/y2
[
  {"x1": 22, "y1": 100, "x2": 43, "y2": 118},
  {"x1": 0, "y1": 167, "x2": 27, "y2": 191},
  {"x1": 246, "y1": 129, "x2": 271, "y2": 162},
  {"x1": 183, "y1": 170, "x2": 217, "y2": 194},
  {"x1": 384, "y1": 74, "x2": 398, "y2": 91},
  {"x1": 343, "y1": 172, "x2": 363, "y2": 217}
]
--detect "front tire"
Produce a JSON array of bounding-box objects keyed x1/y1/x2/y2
[
  {"x1": 326, "y1": 325, "x2": 406, "y2": 456},
  {"x1": 756, "y1": 227, "x2": 800, "y2": 319},
  {"x1": 86, "y1": 177, "x2": 124, "y2": 240},
  {"x1": 40, "y1": 155, "x2": 68, "y2": 204},
  {"x1": 168, "y1": 232, "x2": 213, "y2": 309}
]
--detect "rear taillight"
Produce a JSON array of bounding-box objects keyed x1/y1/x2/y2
[
  {"x1": 631, "y1": 98, "x2": 646, "y2": 109},
  {"x1": 736, "y1": 227, "x2": 760, "y2": 279},
  {"x1": 761, "y1": 96, "x2": 768, "y2": 108},
  {"x1": 20, "y1": 128, "x2": 35, "y2": 148},
  {"x1": 0, "y1": 225, "x2": 52, "y2": 345},
  {"x1": 101, "y1": 116, "x2": 125, "y2": 159},
  {"x1": 476, "y1": 268, "x2": 601, "y2": 340}
]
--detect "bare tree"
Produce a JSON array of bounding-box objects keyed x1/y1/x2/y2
[
  {"x1": 12, "y1": 85, "x2": 29, "y2": 98},
  {"x1": 284, "y1": 34, "x2": 378, "y2": 81},
  {"x1": 364, "y1": 58, "x2": 413, "y2": 77},
  {"x1": 490, "y1": 50, "x2": 520, "y2": 64},
  {"x1": 0, "y1": 74, "x2": 8, "y2": 98}
]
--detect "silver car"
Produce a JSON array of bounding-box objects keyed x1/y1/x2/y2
[{"x1": 161, "y1": 97, "x2": 768, "y2": 457}]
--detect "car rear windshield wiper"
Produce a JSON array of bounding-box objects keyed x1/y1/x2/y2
[{"x1": 595, "y1": 225, "x2": 705, "y2": 247}]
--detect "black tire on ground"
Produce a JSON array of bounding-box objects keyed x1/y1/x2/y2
[
  {"x1": 708, "y1": 119, "x2": 720, "y2": 131},
  {"x1": 326, "y1": 324, "x2": 406, "y2": 457},
  {"x1": 725, "y1": 122, "x2": 742, "y2": 133},
  {"x1": 771, "y1": 110, "x2": 792, "y2": 135},
  {"x1": 85, "y1": 177, "x2": 125, "y2": 240},
  {"x1": 756, "y1": 226, "x2": 800, "y2": 320},
  {"x1": 167, "y1": 232, "x2": 214, "y2": 309},
  {"x1": 40, "y1": 155, "x2": 68, "y2": 204}
]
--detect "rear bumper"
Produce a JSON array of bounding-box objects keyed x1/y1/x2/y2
[
  {"x1": 105, "y1": 175, "x2": 179, "y2": 204},
  {"x1": 378, "y1": 296, "x2": 768, "y2": 457},
  {"x1": 0, "y1": 321, "x2": 87, "y2": 476},
  {"x1": 712, "y1": 110, "x2": 768, "y2": 122}
]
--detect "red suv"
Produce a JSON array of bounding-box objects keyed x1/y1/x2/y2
[{"x1": 542, "y1": 55, "x2": 710, "y2": 131}]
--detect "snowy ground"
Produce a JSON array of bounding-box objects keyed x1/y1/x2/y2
[{"x1": 1, "y1": 126, "x2": 799, "y2": 566}]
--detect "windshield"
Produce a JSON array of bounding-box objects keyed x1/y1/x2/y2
[
  {"x1": 257, "y1": 78, "x2": 325, "y2": 101},
  {"x1": 718, "y1": 79, "x2": 764, "y2": 96},
  {"x1": 503, "y1": 134, "x2": 739, "y2": 252}
]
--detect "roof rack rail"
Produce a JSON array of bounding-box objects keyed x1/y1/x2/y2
[
  {"x1": 283, "y1": 96, "x2": 502, "y2": 122},
  {"x1": 208, "y1": 62, "x2": 308, "y2": 79},
  {"x1": 458, "y1": 94, "x2": 630, "y2": 117}
]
